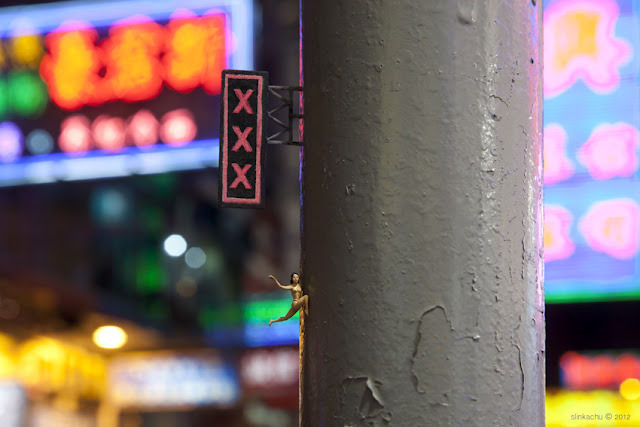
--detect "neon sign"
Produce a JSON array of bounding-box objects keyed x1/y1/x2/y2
[
  {"x1": 544, "y1": 0, "x2": 640, "y2": 303},
  {"x1": 544, "y1": 0, "x2": 632, "y2": 98},
  {"x1": 546, "y1": 390, "x2": 640, "y2": 425},
  {"x1": 578, "y1": 123, "x2": 639, "y2": 180},
  {"x1": 560, "y1": 351, "x2": 640, "y2": 390},
  {"x1": 0, "y1": 0, "x2": 253, "y2": 185},
  {"x1": 40, "y1": 13, "x2": 226, "y2": 110},
  {"x1": 108, "y1": 351, "x2": 239, "y2": 407}
]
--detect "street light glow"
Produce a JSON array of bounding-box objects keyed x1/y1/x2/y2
[
  {"x1": 163, "y1": 234, "x2": 187, "y2": 257},
  {"x1": 93, "y1": 325, "x2": 127, "y2": 349}
]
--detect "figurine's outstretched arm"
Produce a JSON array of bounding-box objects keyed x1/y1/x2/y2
[{"x1": 269, "y1": 274, "x2": 294, "y2": 290}]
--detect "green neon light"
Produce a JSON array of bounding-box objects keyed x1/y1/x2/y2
[
  {"x1": 199, "y1": 305, "x2": 241, "y2": 328},
  {"x1": 546, "y1": 289, "x2": 640, "y2": 304},
  {"x1": 135, "y1": 248, "x2": 166, "y2": 293},
  {"x1": 198, "y1": 299, "x2": 300, "y2": 328},
  {"x1": 7, "y1": 71, "x2": 48, "y2": 117},
  {"x1": 243, "y1": 298, "x2": 299, "y2": 324},
  {"x1": 0, "y1": 79, "x2": 8, "y2": 119}
]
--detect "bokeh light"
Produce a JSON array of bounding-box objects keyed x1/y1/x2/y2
[
  {"x1": 92, "y1": 325, "x2": 127, "y2": 349},
  {"x1": 92, "y1": 115, "x2": 125, "y2": 152},
  {"x1": 160, "y1": 109, "x2": 197, "y2": 146},
  {"x1": 128, "y1": 109, "x2": 159, "y2": 148},
  {"x1": 163, "y1": 234, "x2": 187, "y2": 257},
  {"x1": 620, "y1": 378, "x2": 640, "y2": 400},
  {"x1": 176, "y1": 276, "x2": 198, "y2": 297},
  {"x1": 10, "y1": 34, "x2": 44, "y2": 66},
  {"x1": 7, "y1": 71, "x2": 48, "y2": 118},
  {"x1": 185, "y1": 247, "x2": 206, "y2": 268},
  {"x1": 25, "y1": 129, "x2": 54, "y2": 155},
  {"x1": 59, "y1": 115, "x2": 92, "y2": 155},
  {"x1": 0, "y1": 122, "x2": 23, "y2": 163},
  {"x1": 91, "y1": 187, "x2": 128, "y2": 225}
]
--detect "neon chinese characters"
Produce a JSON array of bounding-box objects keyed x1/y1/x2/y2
[
  {"x1": 579, "y1": 199, "x2": 640, "y2": 260},
  {"x1": 545, "y1": 205, "x2": 576, "y2": 262},
  {"x1": 40, "y1": 13, "x2": 227, "y2": 110},
  {"x1": 578, "y1": 123, "x2": 639, "y2": 180},
  {"x1": 544, "y1": 0, "x2": 632, "y2": 98},
  {"x1": 544, "y1": 124, "x2": 575, "y2": 185}
]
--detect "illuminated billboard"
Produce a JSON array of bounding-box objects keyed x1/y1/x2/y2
[
  {"x1": 0, "y1": 0, "x2": 253, "y2": 185},
  {"x1": 108, "y1": 351, "x2": 239, "y2": 408},
  {"x1": 544, "y1": 0, "x2": 640, "y2": 302},
  {"x1": 546, "y1": 390, "x2": 640, "y2": 426}
]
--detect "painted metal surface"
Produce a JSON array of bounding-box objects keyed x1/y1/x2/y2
[{"x1": 300, "y1": 0, "x2": 544, "y2": 425}]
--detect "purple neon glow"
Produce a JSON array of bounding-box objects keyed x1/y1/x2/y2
[
  {"x1": 0, "y1": 122, "x2": 23, "y2": 163},
  {"x1": 544, "y1": 0, "x2": 632, "y2": 98}
]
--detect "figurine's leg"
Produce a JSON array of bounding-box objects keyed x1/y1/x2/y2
[
  {"x1": 298, "y1": 295, "x2": 309, "y2": 315},
  {"x1": 268, "y1": 305, "x2": 299, "y2": 326}
]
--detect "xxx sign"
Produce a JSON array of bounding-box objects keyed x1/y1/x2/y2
[{"x1": 219, "y1": 70, "x2": 268, "y2": 208}]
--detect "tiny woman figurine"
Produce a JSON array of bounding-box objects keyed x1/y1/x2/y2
[{"x1": 268, "y1": 272, "x2": 309, "y2": 326}]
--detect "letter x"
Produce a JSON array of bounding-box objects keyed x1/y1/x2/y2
[
  {"x1": 233, "y1": 89, "x2": 254, "y2": 114},
  {"x1": 231, "y1": 126, "x2": 253, "y2": 152},
  {"x1": 230, "y1": 163, "x2": 252, "y2": 189}
]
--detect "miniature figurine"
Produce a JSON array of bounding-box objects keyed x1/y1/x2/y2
[{"x1": 268, "y1": 272, "x2": 308, "y2": 325}]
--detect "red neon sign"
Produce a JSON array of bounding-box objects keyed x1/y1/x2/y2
[
  {"x1": 560, "y1": 351, "x2": 640, "y2": 389},
  {"x1": 40, "y1": 13, "x2": 226, "y2": 110}
]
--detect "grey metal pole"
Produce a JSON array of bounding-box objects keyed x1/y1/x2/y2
[{"x1": 300, "y1": 1, "x2": 544, "y2": 426}]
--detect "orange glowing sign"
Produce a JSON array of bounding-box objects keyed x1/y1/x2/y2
[
  {"x1": 165, "y1": 13, "x2": 226, "y2": 94},
  {"x1": 102, "y1": 20, "x2": 165, "y2": 103},
  {"x1": 40, "y1": 14, "x2": 226, "y2": 110},
  {"x1": 561, "y1": 351, "x2": 640, "y2": 390}
]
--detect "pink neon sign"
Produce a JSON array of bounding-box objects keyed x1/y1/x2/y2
[
  {"x1": 579, "y1": 199, "x2": 640, "y2": 259},
  {"x1": 544, "y1": 124, "x2": 574, "y2": 185},
  {"x1": 544, "y1": 0, "x2": 632, "y2": 98},
  {"x1": 58, "y1": 109, "x2": 196, "y2": 155},
  {"x1": 545, "y1": 205, "x2": 576, "y2": 262},
  {"x1": 578, "y1": 123, "x2": 639, "y2": 180}
]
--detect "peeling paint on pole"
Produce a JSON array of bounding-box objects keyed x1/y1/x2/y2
[{"x1": 301, "y1": 0, "x2": 544, "y2": 426}]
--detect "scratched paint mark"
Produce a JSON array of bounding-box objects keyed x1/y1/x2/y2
[
  {"x1": 578, "y1": 123, "x2": 639, "y2": 180},
  {"x1": 337, "y1": 377, "x2": 391, "y2": 425},
  {"x1": 543, "y1": 124, "x2": 574, "y2": 185},
  {"x1": 545, "y1": 205, "x2": 576, "y2": 262},
  {"x1": 579, "y1": 198, "x2": 640, "y2": 259},
  {"x1": 544, "y1": 0, "x2": 632, "y2": 98}
]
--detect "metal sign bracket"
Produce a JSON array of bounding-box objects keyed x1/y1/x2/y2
[{"x1": 267, "y1": 85, "x2": 304, "y2": 146}]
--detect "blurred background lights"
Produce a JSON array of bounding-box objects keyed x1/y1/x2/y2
[
  {"x1": 25, "y1": 129, "x2": 54, "y2": 155},
  {"x1": 620, "y1": 378, "x2": 640, "y2": 400},
  {"x1": 128, "y1": 109, "x2": 159, "y2": 148},
  {"x1": 0, "y1": 80, "x2": 8, "y2": 119},
  {"x1": 91, "y1": 187, "x2": 128, "y2": 225},
  {"x1": 92, "y1": 325, "x2": 127, "y2": 349},
  {"x1": 92, "y1": 115, "x2": 125, "y2": 152},
  {"x1": 185, "y1": 247, "x2": 206, "y2": 268},
  {"x1": 0, "y1": 298, "x2": 20, "y2": 320},
  {"x1": 7, "y1": 71, "x2": 47, "y2": 117},
  {"x1": 0, "y1": 122, "x2": 23, "y2": 163},
  {"x1": 160, "y1": 109, "x2": 197, "y2": 146},
  {"x1": 176, "y1": 276, "x2": 198, "y2": 297},
  {"x1": 59, "y1": 115, "x2": 91, "y2": 155},
  {"x1": 10, "y1": 34, "x2": 44, "y2": 66},
  {"x1": 164, "y1": 234, "x2": 187, "y2": 257}
]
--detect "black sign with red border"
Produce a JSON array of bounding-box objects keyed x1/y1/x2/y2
[{"x1": 219, "y1": 70, "x2": 268, "y2": 208}]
